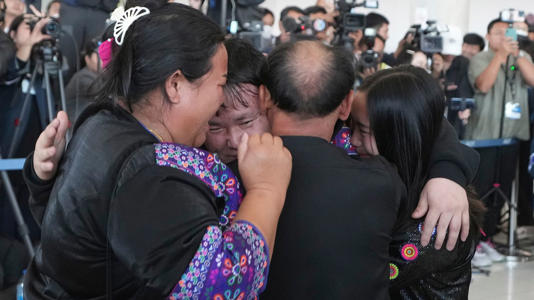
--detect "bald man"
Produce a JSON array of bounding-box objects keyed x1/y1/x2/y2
[{"x1": 258, "y1": 40, "x2": 405, "y2": 299}]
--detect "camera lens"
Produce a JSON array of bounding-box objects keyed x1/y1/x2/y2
[{"x1": 43, "y1": 19, "x2": 60, "y2": 38}]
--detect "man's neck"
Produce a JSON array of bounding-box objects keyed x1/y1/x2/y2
[{"x1": 269, "y1": 110, "x2": 336, "y2": 142}]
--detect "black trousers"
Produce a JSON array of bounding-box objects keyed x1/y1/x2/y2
[
  {"x1": 59, "y1": 3, "x2": 109, "y2": 81},
  {"x1": 473, "y1": 144, "x2": 519, "y2": 239}
]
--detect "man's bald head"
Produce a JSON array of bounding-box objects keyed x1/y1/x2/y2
[{"x1": 262, "y1": 40, "x2": 356, "y2": 118}]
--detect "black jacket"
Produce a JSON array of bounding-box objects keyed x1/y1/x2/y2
[
  {"x1": 261, "y1": 136, "x2": 406, "y2": 299},
  {"x1": 24, "y1": 103, "x2": 222, "y2": 299}
]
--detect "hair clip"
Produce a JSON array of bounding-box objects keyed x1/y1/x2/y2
[{"x1": 113, "y1": 6, "x2": 150, "y2": 46}]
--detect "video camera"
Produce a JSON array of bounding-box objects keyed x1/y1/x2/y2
[
  {"x1": 359, "y1": 27, "x2": 379, "y2": 69},
  {"x1": 406, "y1": 20, "x2": 448, "y2": 53},
  {"x1": 234, "y1": 19, "x2": 274, "y2": 53},
  {"x1": 225, "y1": 1, "x2": 273, "y2": 53},
  {"x1": 281, "y1": 15, "x2": 330, "y2": 37},
  {"x1": 331, "y1": 0, "x2": 378, "y2": 51}
]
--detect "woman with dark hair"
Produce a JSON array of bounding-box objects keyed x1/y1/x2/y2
[
  {"x1": 23, "y1": 3, "x2": 291, "y2": 299},
  {"x1": 350, "y1": 66, "x2": 484, "y2": 299}
]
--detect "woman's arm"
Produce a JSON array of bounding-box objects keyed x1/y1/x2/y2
[
  {"x1": 110, "y1": 133, "x2": 291, "y2": 299},
  {"x1": 413, "y1": 118, "x2": 480, "y2": 251},
  {"x1": 109, "y1": 166, "x2": 268, "y2": 298}
]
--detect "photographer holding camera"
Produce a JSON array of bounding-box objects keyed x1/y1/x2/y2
[
  {"x1": 277, "y1": 6, "x2": 305, "y2": 45},
  {"x1": 0, "y1": 14, "x2": 51, "y2": 156},
  {"x1": 467, "y1": 16, "x2": 534, "y2": 267},
  {"x1": 354, "y1": 26, "x2": 389, "y2": 85},
  {"x1": 445, "y1": 33, "x2": 485, "y2": 138},
  {"x1": 303, "y1": 5, "x2": 335, "y2": 44}
]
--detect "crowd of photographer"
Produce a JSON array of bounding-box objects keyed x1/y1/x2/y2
[{"x1": 0, "y1": 0, "x2": 534, "y2": 298}]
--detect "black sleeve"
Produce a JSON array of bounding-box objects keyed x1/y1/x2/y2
[
  {"x1": 108, "y1": 165, "x2": 220, "y2": 297},
  {"x1": 359, "y1": 157, "x2": 407, "y2": 298},
  {"x1": 22, "y1": 153, "x2": 56, "y2": 225},
  {"x1": 428, "y1": 118, "x2": 480, "y2": 186}
]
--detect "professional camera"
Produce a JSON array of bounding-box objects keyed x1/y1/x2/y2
[
  {"x1": 28, "y1": 17, "x2": 61, "y2": 39},
  {"x1": 499, "y1": 9, "x2": 529, "y2": 46},
  {"x1": 281, "y1": 15, "x2": 328, "y2": 35},
  {"x1": 331, "y1": 0, "x2": 378, "y2": 51},
  {"x1": 359, "y1": 27, "x2": 379, "y2": 69},
  {"x1": 500, "y1": 8, "x2": 525, "y2": 24},
  {"x1": 224, "y1": 0, "x2": 273, "y2": 53},
  {"x1": 236, "y1": 19, "x2": 274, "y2": 53},
  {"x1": 26, "y1": 17, "x2": 63, "y2": 66},
  {"x1": 405, "y1": 20, "x2": 447, "y2": 53}
]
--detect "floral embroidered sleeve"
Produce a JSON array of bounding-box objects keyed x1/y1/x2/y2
[
  {"x1": 169, "y1": 221, "x2": 269, "y2": 300},
  {"x1": 154, "y1": 143, "x2": 270, "y2": 299}
]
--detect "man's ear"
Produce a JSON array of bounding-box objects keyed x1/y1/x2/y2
[
  {"x1": 258, "y1": 84, "x2": 274, "y2": 112},
  {"x1": 164, "y1": 69, "x2": 184, "y2": 105},
  {"x1": 338, "y1": 90, "x2": 354, "y2": 121}
]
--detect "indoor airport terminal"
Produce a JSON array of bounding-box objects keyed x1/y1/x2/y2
[{"x1": 1, "y1": 0, "x2": 534, "y2": 299}]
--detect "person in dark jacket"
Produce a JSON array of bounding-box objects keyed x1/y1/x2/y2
[
  {"x1": 21, "y1": 4, "x2": 292, "y2": 299},
  {"x1": 351, "y1": 66, "x2": 484, "y2": 299}
]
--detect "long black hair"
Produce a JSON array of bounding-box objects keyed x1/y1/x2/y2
[
  {"x1": 359, "y1": 66, "x2": 444, "y2": 213},
  {"x1": 98, "y1": 2, "x2": 225, "y2": 111},
  {"x1": 358, "y1": 66, "x2": 486, "y2": 230}
]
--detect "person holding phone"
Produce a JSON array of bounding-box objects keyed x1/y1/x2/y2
[{"x1": 467, "y1": 17, "x2": 534, "y2": 267}]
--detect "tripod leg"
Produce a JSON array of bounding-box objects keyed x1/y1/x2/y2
[
  {"x1": 44, "y1": 64, "x2": 55, "y2": 123},
  {"x1": 508, "y1": 159, "x2": 519, "y2": 251},
  {"x1": 0, "y1": 153, "x2": 35, "y2": 258},
  {"x1": 7, "y1": 67, "x2": 40, "y2": 158},
  {"x1": 57, "y1": 69, "x2": 71, "y2": 142},
  {"x1": 479, "y1": 186, "x2": 497, "y2": 202}
]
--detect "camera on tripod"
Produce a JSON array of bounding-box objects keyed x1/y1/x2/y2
[
  {"x1": 26, "y1": 17, "x2": 62, "y2": 63},
  {"x1": 27, "y1": 17, "x2": 61, "y2": 39}
]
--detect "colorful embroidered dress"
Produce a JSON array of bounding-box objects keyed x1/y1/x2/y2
[{"x1": 154, "y1": 143, "x2": 268, "y2": 300}]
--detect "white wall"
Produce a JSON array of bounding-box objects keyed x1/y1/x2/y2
[{"x1": 260, "y1": 0, "x2": 534, "y2": 53}]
